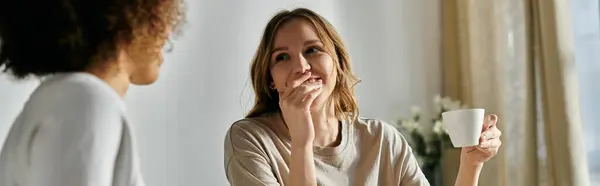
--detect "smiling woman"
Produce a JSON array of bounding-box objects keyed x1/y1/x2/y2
[
  {"x1": 223, "y1": 7, "x2": 502, "y2": 186},
  {"x1": 244, "y1": 8, "x2": 359, "y2": 121}
]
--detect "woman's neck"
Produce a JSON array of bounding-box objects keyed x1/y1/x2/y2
[
  {"x1": 89, "y1": 70, "x2": 130, "y2": 98},
  {"x1": 85, "y1": 51, "x2": 132, "y2": 98},
  {"x1": 310, "y1": 103, "x2": 341, "y2": 147}
]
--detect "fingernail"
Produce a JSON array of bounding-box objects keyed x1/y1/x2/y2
[
  {"x1": 490, "y1": 114, "x2": 497, "y2": 121},
  {"x1": 482, "y1": 131, "x2": 491, "y2": 140}
]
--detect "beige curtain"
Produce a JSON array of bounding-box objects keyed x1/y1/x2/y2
[{"x1": 441, "y1": 0, "x2": 590, "y2": 186}]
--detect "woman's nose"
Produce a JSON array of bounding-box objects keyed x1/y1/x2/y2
[{"x1": 291, "y1": 54, "x2": 311, "y2": 74}]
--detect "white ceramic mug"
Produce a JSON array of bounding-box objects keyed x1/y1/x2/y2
[{"x1": 442, "y1": 108, "x2": 485, "y2": 147}]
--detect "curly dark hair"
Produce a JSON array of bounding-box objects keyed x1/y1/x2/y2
[{"x1": 0, "y1": 0, "x2": 186, "y2": 79}]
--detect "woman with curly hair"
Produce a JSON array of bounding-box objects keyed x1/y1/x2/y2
[{"x1": 0, "y1": 0, "x2": 185, "y2": 185}]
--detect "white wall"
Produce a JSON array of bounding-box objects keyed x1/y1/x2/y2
[
  {"x1": 0, "y1": 76, "x2": 38, "y2": 144},
  {"x1": 337, "y1": 0, "x2": 441, "y2": 120},
  {"x1": 0, "y1": 1, "x2": 441, "y2": 185}
]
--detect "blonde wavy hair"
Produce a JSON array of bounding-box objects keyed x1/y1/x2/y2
[{"x1": 246, "y1": 8, "x2": 360, "y2": 122}]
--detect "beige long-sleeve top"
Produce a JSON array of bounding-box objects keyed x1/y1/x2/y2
[{"x1": 224, "y1": 113, "x2": 429, "y2": 186}]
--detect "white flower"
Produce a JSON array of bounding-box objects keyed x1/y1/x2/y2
[
  {"x1": 433, "y1": 94, "x2": 442, "y2": 105},
  {"x1": 440, "y1": 96, "x2": 463, "y2": 111},
  {"x1": 450, "y1": 100, "x2": 462, "y2": 110},
  {"x1": 416, "y1": 156, "x2": 425, "y2": 166},
  {"x1": 433, "y1": 95, "x2": 443, "y2": 113},
  {"x1": 440, "y1": 97, "x2": 453, "y2": 110},
  {"x1": 410, "y1": 106, "x2": 421, "y2": 117},
  {"x1": 401, "y1": 119, "x2": 420, "y2": 132},
  {"x1": 432, "y1": 120, "x2": 447, "y2": 135}
]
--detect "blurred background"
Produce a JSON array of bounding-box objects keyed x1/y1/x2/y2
[{"x1": 0, "y1": 0, "x2": 597, "y2": 186}]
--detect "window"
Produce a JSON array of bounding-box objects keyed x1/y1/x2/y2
[{"x1": 571, "y1": 0, "x2": 600, "y2": 185}]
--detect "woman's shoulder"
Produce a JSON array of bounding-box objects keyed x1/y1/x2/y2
[
  {"x1": 29, "y1": 73, "x2": 124, "y2": 112},
  {"x1": 21, "y1": 73, "x2": 126, "y2": 131},
  {"x1": 226, "y1": 116, "x2": 276, "y2": 138},
  {"x1": 224, "y1": 115, "x2": 282, "y2": 158},
  {"x1": 224, "y1": 114, "x2": 281, "y2": 144}
]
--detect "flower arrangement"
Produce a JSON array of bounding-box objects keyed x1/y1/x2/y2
[{"x1": 393, "y1": 95, "x2": 467, "y2": 167}]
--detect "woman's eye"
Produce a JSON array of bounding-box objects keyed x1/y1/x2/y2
[
  {"x1": 305, "y1": 47, "x2": 320, "y2": 54},
  {"x1": 275, "y1": 53, "x2": 290, "y2": 62}
]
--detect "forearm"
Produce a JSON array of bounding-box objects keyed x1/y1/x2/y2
[
  {"x1": 289, "y1": 143, "x2": 317, "y2": 186},
  {"x1": 454, "y1": 164, "x2": 483, "y2": 186}
]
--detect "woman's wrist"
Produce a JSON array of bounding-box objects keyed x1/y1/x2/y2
[
  {"x1": 291, "y1": 138, "x2": 313, "y2": 149},
  {"x1": 289, "y1": 141, "x2": 317, "y2": 186},
  {"x1": 460, "y1": 162, "x2": 483, "y2": 170},
  {"x1": 455, "y1": 163, "x2": 483, "y2": 186},
  {"x1": 291, "y1": 142, "x2": 313, "y2": 152}
]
